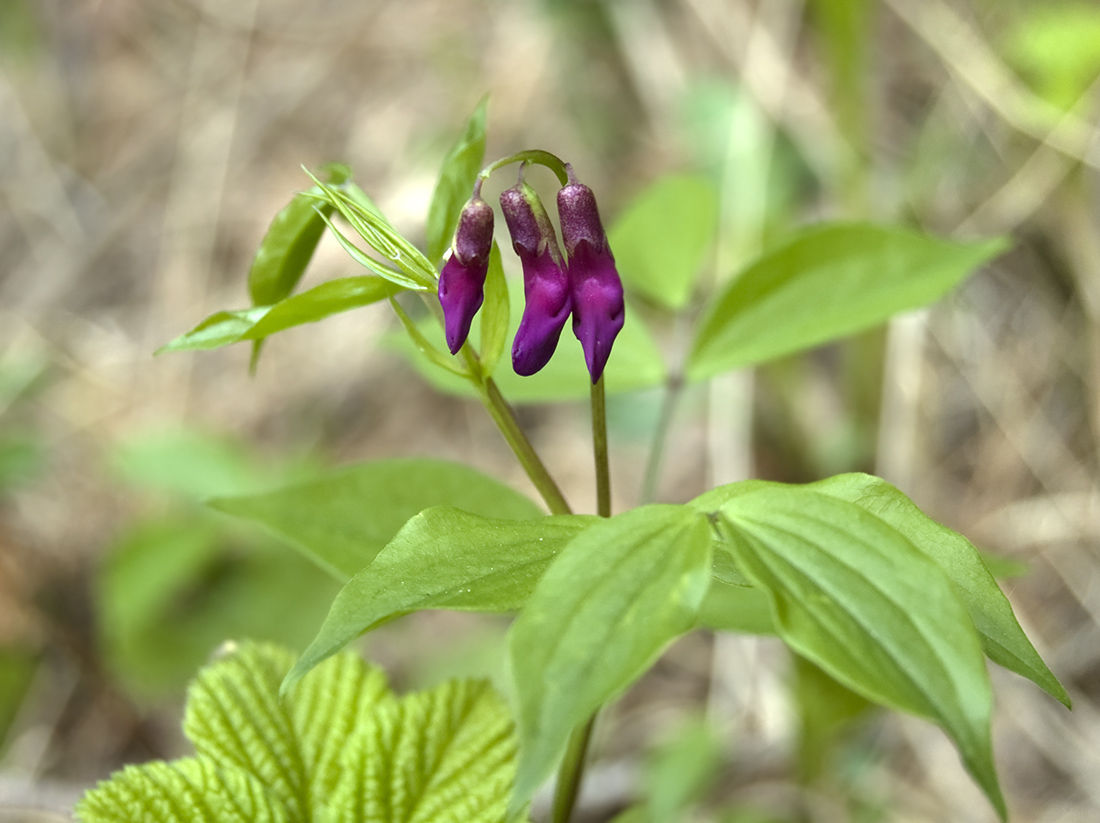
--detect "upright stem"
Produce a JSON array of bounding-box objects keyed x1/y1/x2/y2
[
  {"x1": 591, "y1": 375, "x2": 611, "y2": 518},
  {"x1": 551, "y1": 376, "x2": 611, "y2": 823},
  {"x1": 479, "y1": 374, "x2": 573, "y2": 516}
]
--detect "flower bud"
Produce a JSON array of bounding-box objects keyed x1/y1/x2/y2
[
  {"x1": 501, "y1": 182, "x2": 572, "y2": 376},
  {"x1": 557, "y1": 176, "x2": 624, "y2": 383},
  {"x1": 438, "y1": 195, "x2": 494, "y2": 354}
]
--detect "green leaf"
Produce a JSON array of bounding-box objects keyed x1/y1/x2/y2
[
  {"x1": 1002, "y1": 4, "x2": 1100, "y2": 110},
  {"x1": 183, "y1": 641, "x2": 392, "y2": 821},
  {"x1": 328, "y1": 678, "x2": 520, "y2": 823},
  {"x1": 717, "y1": 487, "x2": 1005, "y2": 819},
  {"x1": 811, "y1": 473, "x2": 1070, "y2": 708},
  {"x1": 249, "y1": 163, "x2": 350, "y2": 308},
  {"x1": 313, "y1": 209, "x2": 427, "y2": 290},
  {"x1": 210, "y1": 459, "x2": 544, "y2": 581},
  {"x1": 158, "y1": 277, "x2": 400, "y2": 354},
  {"x1": 286, "y1": 508, "x2": 597, "y2": 690},
  {"x1": 509, "y1": 505, "x2": 713, "y2": 809},
  {"x1": 478, "y1": 242, "x2": 510, "y2": 377},
  {"x1": 792, "y1": 654, "x2": 874, "y2": 784},
  {"x1": 75, "y1": 758, "x2": 291, "y2": 823},
  {"x1": 426, "y1": 97, "x2": 489, "y2": 265},
  {"x1": 686, "y1": 223, "x2": 1009, "y2": 381},
  {"x1": 694, "y1": 579, "x2": 774, "y2": 635},
  {"x1": 608, "y1": 175, "x2": 718, "y2": 310}
]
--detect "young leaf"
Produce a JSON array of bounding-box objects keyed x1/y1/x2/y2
[
  {"x1": 509, "y1": 505, "x2": 713, "y2": 809},
  {"x1": 718, "y1": 487, "x2": 1005, "y2": 819},
  {"x1": 313, "y1": 208, "x2": 428, "y2": 290},
  {"x1": 209, "y1": 459, "x2": 544, "y2": 581},
  {"x1": 158, "y1": 277, "x2": 400, "y2": 354},
  {"x1": 249, "y1": 162, "x2": 351, "y2": 308},
  {"x1": 811, "y1": 473, "x2": 1070, "y2": 708},
  {"x1": 426, "y1": 97, "x2": 489, "y2": 265},
  {"x1": 478, "y1": 242, "x2": 510, "y2": 377},
  {"x1": 694, "y1": 578, "x2": 775, "y2": 635},
  {"x1": 607, "y1": 175, "x2": 719, "y2": 311},
  {"x1": 286, "y1": 508, "x2": 598, "y2": 691},
  {"x1": 183, "y1": 641, "x2": 392, "y2": 822},
  {"x1": 328, "y1": 678, "x2": 520, "y2": 823},
  {"x1": 76, "y1": 758, "x2": 290, "y2": 823},
  {"x1": 686, "y1": 223, "x2": 1009, "y2": 381}
]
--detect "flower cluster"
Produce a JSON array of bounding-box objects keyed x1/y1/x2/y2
[{"x1": 437, "y1": 164, "x2": 624, "y2": 383}]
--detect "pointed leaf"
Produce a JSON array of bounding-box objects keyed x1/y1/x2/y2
[
  {"x1": 75, "y1": 758, "x2": 291, "y2": 823},
  {"x1": 287, "y1": 508, "x2": 598, "y2": 690},
  {"x1": 694, "y1": 579, "x2": 775, "y2": 635},
  {"x1": 313, "y1": 209, "x2": 427, "y2": 290},
  {"x1": 183, "y1": 641, "x2": 392, "y2": 821},
  {"x1": 249, "y1": 162, "x2": 351, "y2": 308},
  {"x1": 608, "y1": 175, "x2": 719, "y2": 310},
  {"x1": 509, "y1": 505, "x2": 713, "y2": 809},
  {"x1": 687, "y1": 224, "x2": 1009, "y2": 381},
  {"x1": 426, "y1": 97, "x2": 489, "y2": 265},
  {"x1": 158, "y1": 277, "x2": 400, "y2": 354},
  {"x1": 330, "y1": 678, "x2": 518, "y2": 823},
  {"x1": 210, "y1": 459, "x2": 544, "y2": 581},
  {"x1": 718, "y1": 487, "x2": 1005, "y2": 818}
]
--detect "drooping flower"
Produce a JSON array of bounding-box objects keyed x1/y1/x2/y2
[
  {"x1": 438, "y1": 194, "x2": 494, "y2": 354},
  {"x1": 557, "y1": 170, "x2": 624, "y2": 383},
  {"x1": 500, "y1": 180, "x2": 572, "y2": 376}
]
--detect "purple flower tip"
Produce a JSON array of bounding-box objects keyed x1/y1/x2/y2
[
  {"x1": 557, "y1": 179, "x2": 624, "y2": 383},
  {"x1": 501, "y1": 182, "x2": 571, "y2": 376},
  {"x1": 438, "y1": 196, "x2": 494, "y2": 354}
]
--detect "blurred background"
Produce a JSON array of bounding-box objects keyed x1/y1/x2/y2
[{"x1": 2, "y1": 0, "x2": 1099, "y2": 821}]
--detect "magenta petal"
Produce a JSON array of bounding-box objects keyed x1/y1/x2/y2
[
  {"x1": 512, "y1": 250, "x2": 572, "y2": 376},
  {"x1": 569, "y1": 242, "x2": 624, "y2": 383},
  {"x1": 438, "y1": 255, "x2": 487, "y2": 354}
]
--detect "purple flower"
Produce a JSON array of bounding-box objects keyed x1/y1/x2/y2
[
  {"x1": 558, "y1": 174, "x2": 624, "y2": 383},
  {"x1": 438, "y1": 195, "x2": 494, "y2": 354},
  {"x1": 501, "y1": 182, "x2": 572, "y2": 376}
]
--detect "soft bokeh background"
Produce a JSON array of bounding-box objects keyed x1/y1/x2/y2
[{"x1": 2, "y1": 0, "x2": 1099, "y2": 820}]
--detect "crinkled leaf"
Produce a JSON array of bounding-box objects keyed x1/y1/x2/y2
[
  {"x1": 478, "y1": 242, "x2": 510, "y2": 377},
  {"x1": 158, "y1": 277, "x2": 400, "y2": 354},
  {"x1": 509, "y1": 505, "x2": 713, "y2": 811},
  {"x1": 717, "y1": 487, "x2": 1005, "y2": 819},
  {"x1": 329, "y1": 678, "x2": 520, "y2": 823},
  {"x1": 249, "y1": 162, "x2": 350, "y2": 308},
  {"x1": 426, "y1": 97, "x2": 489, "y2": 265},
  {"x1": 75, "y1": 757, "x2": 290, "y2": 823},
  {"x1": 286, "y1": 508, "x2": 598, "y2": 691},
  {"x1": 608, "y1": 175, "x2": 718, "y2": 310},
  {"x1": 210, "y1": 459, "x2": 544, "y2": 581},
  {"x1": 687, "y1": 223, "x2": 1008, "y2": 381},
  {"x1": 183, "y1": 641, "x2": 392, "y2": 821}
]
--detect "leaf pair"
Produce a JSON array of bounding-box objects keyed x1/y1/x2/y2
[{"x1": 77, "y1": 642, "x2": 523, "y2": 823}]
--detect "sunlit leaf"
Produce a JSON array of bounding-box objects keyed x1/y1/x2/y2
[
  {"x1": 478, "y1": 242, "x2": 510, "y2": 378},
  {"x1": 687, "y1": 223, "x2": 1008, "y2": 381},
  {"x1": 509, "y1": 506, "x2": 712, "y2": 811}
]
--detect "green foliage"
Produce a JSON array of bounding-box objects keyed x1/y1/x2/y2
[
  {"x1": 508, "y1": 506, "x2": 713, "y2": 810},
  {"x1": 1002, "y1": 3, "x2": 1100, "y2": 110},
  {"x1": 479, "y1": 242, "x2": 511, "y2": 377},
  {"x1": 687, "y1": 224, "x2": 1009, "y2": 381},
  {"x1": 608, "y1": 175, "x2": 719, "y2": 310},
  {"x1": 426, "y1": 97, "x2": 489, "y2": 265},
  {"x1": 286, "y1": 508, "x2": 598, "y2": 691},
  {"x1": 76, "y1": 642, "x2": 523, "y2": 823},
  {"x1": 711, "y1": 485, "x2": 1006, "y2": 818},
  {"x1": 210, "y1": 458, "x2": 545, "y2": 581}
]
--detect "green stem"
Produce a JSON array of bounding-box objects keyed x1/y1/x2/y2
[
  {"x1": 591, "y1": 376, "x2": 611, "y2": 518},
  {"x1": 551, "y1": 715, "x2": 597, "y2": 823},
  {"x1": 550, "y1": 377, "x2": 611, "y2": 823},
  {"x1": 476, "y1": 369, "x2": 573, "y2": 516},
  {"x1": 479, "y1": 150, "x2": 570, "y2": 186},
  {"x1": 640, "y1": 372, "x2": 684, "y2": 504}
]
